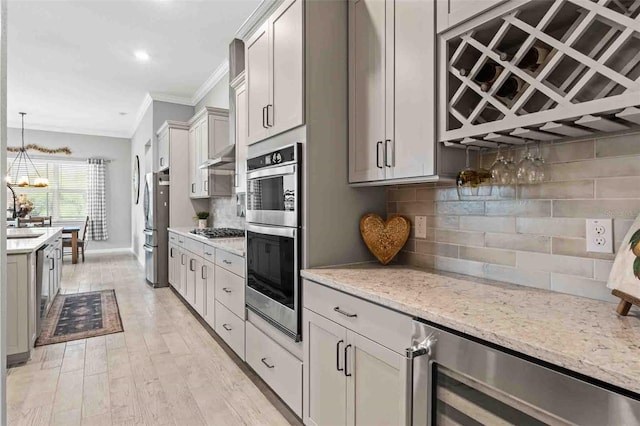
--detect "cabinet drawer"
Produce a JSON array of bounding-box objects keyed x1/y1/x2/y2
[
  {"x1": 215, "y1": 266, "x2": 245, "y2": 319},
  {"x1": 303, "y1": 279, "x2": 412, "y2": 354},
  {"x1": 175, "y1": 233, "x2": 186, "y2": 247},
  {"x1": 216, "y1": 249, "x2": 244, "y2": 277},
  {"x1": 246, "y1": 322, "x2": 302, "y2": 417},
  {"x1": 203, "y1": 244, "x2": 215, "y2": 262},
  {"x1": 215, "y1": 301, "x2": 245, "y2": 360},
  {"x1": 169, "y1": 232, "x2": 177, "y2": 243},
  {"x1": 184, "y1": 238, "x2": 204, "y2": 258}
]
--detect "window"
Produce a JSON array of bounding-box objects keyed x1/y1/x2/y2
[{"x1": 7, "y1": 158, "x2": 88, "y2": 222}]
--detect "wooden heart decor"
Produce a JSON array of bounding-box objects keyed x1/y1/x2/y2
[{"x1": 360, "y1": 214, "x2": 411, "y2": 265}]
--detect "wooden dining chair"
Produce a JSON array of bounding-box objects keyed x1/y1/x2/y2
[
  {"x1": 63, "y1": 216, "x2": 90, "y2": 262},
  {"x1": 17, "y1": 216, "x2": 52, "y2": 227}
]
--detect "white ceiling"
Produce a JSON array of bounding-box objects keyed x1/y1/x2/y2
[{"x1": 7, "y1": 0, "x2": 260, "y2": 138}]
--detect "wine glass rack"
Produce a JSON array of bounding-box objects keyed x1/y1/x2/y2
[{"x1": 439, "y1": 0, "x2": 640, "y2": 150}]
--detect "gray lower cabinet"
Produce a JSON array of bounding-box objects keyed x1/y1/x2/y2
[
  {"x1": 245, "y1": 322, "x2": 303, "y2": 417},
  {"x1": 7, "y1": 255, "x2": 30, "y2": 362},
  {"x1": 303, "y1": 280, "x2": 412, "y2": 426}
]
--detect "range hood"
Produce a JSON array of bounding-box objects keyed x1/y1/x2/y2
[{"x1": 199, "y1": 144, "x2": 235, "y2": 170}]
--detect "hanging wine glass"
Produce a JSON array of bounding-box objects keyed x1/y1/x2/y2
[
  {"x1": 501, "y1": 145, "x2": 517, "y2": 186},
  {"x1": 533, "y1": 142, "x2": 546, "y2": 183},
  {"x1": 477, "y1": 148, "x2": 493, "y2": 196},
  {"x1": 490, "y1": 144, "x2": 508, "y2": 184},
  {"x1": 517, "y1": 141, "x2": 538, "y2": 184},
  {"x1": 457, "y1": 146, "x2": 480, "y2": 199}
]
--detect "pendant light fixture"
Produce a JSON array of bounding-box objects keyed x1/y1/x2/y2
[{"x1": 6, "y1": 112, "x2": 48, "y2": 187}]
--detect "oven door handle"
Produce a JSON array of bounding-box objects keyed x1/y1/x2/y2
[
  {"x1": 246, "y1": 164, "x2": 296, "y2": 181},
  {"x1": 406, "y1": 334, "x2": 437, "y2": 426},
  {"x1": 246, "y1": 224, "x2": 296, "y2": 238}
]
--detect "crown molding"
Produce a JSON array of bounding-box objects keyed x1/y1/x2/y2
[
  {"x1": 7, "y1": 121, "x2": 130, "y2": 139},
  {"x1": 149, "y1": 92, "x2": 193, "y2": 106},
  {"x1": 129, "y1": 93, "x2": 153, "y2": 137},
  {"x1": 191, "y1": 60, "x2": 229, "y2": 107},
  {"x1": 235, "y1": 0, "x2": 282, "y2": 40}
]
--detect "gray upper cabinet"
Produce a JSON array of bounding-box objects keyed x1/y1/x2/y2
[
  {"x1": 348, "y1": 0, "x2": 436, "y2": 184},
  {"x1": 246, "y1": 0, "x2": 304, "y2": 145},
  {"x1": 231, "y1": 72, "x2": 248, "y2": 194},
  {"x1": 436, "y1": 0, "x2": 505, "y2": 33},
  {"x1": 157, "y1": 126, "x2": 170, "y2": 172},
  {"x1": 188, "y1": 107, "x2": 231, "y2": 198},
  {"x1": 246, "y1": 22, "x2": 270, "y2": 145}
]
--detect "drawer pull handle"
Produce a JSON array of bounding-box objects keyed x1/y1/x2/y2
[
  {"x1": 223, "y1": 260, "x2": 232, "y2": 265},
  {"x1": 222, "y1": 324, "x2": 232, "y2": 331},
  {"x1": 344, "y1": 344, "x2": 352, "y2": 377},
  {"x1": 261, "y1": 358, "x2": 275, "y2": 369},
  {"x1": 222, "y1": 287, "x2": 232, "y2": 293},
  {"x1": 336, "y1": 340, "x2": 344, "y2": 372},
  {"x1": 205, "y1": 252, "x2": 213, "y2": 256},
  {"x1": 334, "y1": 306, "x2": 357, "y2": 318}
]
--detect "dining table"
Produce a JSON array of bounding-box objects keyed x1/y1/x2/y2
[{"x1": 62, "y1": 226, "x2": 81, "y2": 264}]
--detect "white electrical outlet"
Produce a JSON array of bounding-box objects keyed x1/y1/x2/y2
[
  {"x1": 415, "y1": 216, "x2": 427, "y2": 239},
  {"x1": 586, "y1": 218, "x2": 613, "y2": 253}
]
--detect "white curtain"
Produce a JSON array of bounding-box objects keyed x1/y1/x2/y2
[{"x1": 87, "y1": 159, "x2": 108, "y2": 240}]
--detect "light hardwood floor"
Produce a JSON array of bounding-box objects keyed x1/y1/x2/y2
[{"x1": 7, "y1": 253, "x2": 298, "y2": 426}]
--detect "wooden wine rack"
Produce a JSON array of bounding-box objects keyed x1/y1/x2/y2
[{"x1": 439, "y1": 0, "x2": 640, "y2": 149}]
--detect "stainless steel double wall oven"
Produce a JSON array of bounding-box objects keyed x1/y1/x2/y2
[{"x1": 245, "y1": 143, "x2": 301, "y2": 341}]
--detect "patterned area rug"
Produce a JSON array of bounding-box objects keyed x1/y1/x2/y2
[{"x1": 36, "y1": 290, "x2": 124, "y2": 346}]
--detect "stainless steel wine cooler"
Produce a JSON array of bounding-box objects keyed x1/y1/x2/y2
[{"x1": 408, "y1": 320, "x2": 640, "y2": 425}]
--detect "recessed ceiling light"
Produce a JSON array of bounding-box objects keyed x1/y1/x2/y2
[
  {"x1": 134, "y1": 50, "x2": 150, "y2": 62},
  {"x1": 119, "y1": 112, "x2": 128, "y2": 116}
]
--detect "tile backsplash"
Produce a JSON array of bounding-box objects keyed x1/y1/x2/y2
[
  {"x1": 209, "y1": 196, "x2": 245, "y2": 229},
  {"x1": 388, "y1": 131, "x2": 640, "y2": 303}
]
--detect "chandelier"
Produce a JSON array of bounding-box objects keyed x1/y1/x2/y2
[{"x1": 6, "y1": 112, "x2": 48, "y2": 188}]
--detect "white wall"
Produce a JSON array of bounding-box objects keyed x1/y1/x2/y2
[
  {"x1": 6, "y1": 127, "x2": 131, "y2": 251},
  {"x1": 130, "y1": 106, "x2": 153, "y2": 264},
  {"x1": 195, "y1": 72, "x2": 230, "y2": 111}
]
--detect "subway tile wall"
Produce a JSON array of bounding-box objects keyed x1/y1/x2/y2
[{"x1": 387, "y1": 131, "x2": 640, "y2": 303}]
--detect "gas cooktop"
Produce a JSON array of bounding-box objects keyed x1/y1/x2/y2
[{"x1": 190, "y1": 228, "x2": 245, "y2": 239}]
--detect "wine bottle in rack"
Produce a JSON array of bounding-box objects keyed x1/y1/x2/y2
[
  {"x1": 474, "y1": 63, "x2": 503, "y2": 92},
  {"x1": 518, "y1": 45, "x2": 549, "y2": 71},
  {"x1": 459, "y1": 68, "x2": 468, "y2": 77},
  {"x1": 496, "y1": 75, "x2": 525, "y2": 100}
]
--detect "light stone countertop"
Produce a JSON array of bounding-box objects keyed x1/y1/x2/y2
[
  {"x1": 301, "y1": 264, "x2": 640, "y2": 395},
  {"x1": 7, "y1": 227, "x2": 63, "y2": 254},
  {"x1": 168, "y1": 227, "x2": 245, "y2": 257}
]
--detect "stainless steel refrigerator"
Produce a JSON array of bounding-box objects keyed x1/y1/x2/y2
[{"x1": 143, "y1": 172, "x2": 169, "y2": 287}]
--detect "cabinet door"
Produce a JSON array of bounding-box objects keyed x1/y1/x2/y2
[
  {"x1": 178, "y1": 249, "x2": 187, "y2": 296},
  {"x1": 346, "y1": 330, "x2": 408, "y2": 426},
  {"x1": 269, "y1": 0, "x2": 304, "y2": 136},
  {"x1": 304, "y1": 309, "x2": 348, "y2": 426},
  {"x1": 197, "y1": 118, "x2": 208, "y2": 196},
  {"x1": 188, "y1": 127, "x2": 198, "y2": 197},
  {"x1": 186, "y1": 255, "x2": 196, "y2": 306},
  {"x1": 436, "y1": 0, "x2": 505, "y2": 33},
  {"x1": 246, "y1": 22, "x2": 271, "y2": 145},
  {"x1": 203, "y1": 260, "x2": 216, "y2": 329},
  {"x1": 348, "y1": 0, "x2": 387, "y2": 183},
  {"x1": 235, "y1": 82, "x2": 248, "y2": 193},
  {"x1": 386, "y1": 0, "x2": 436, "y2": 179},
  {"x1": 194, "y1": 257, "x2": 206, "y2": 317},
  {"x1": 7, "y1": 255, "x2": 29, "y2": 356},
  {"x1": 158, "y1": 130, "x2": 169, "y2": 171}
]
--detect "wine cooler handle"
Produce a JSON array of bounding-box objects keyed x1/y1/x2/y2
[{"x1": 405, "y1": 334, "x2": 437, "y2": 425}]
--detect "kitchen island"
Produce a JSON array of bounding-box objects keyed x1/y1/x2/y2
[{"x1": 7, "y1": 227, "x2": 63, "y2": 365}]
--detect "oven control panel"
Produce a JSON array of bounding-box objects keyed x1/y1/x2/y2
[{"x1": 248, "y1": 144, "x2": 299, "y2": 171}]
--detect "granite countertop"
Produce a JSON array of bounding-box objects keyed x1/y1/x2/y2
[
  {"x1": 301, "y1": 264, "x2": 640, "y2": 395},
  {"x1": 168, "y1": 227, "x2": 245, "y2": 257},
  {"x1": 7, "y1": 227, "x2": 63, "y2": 254}
]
